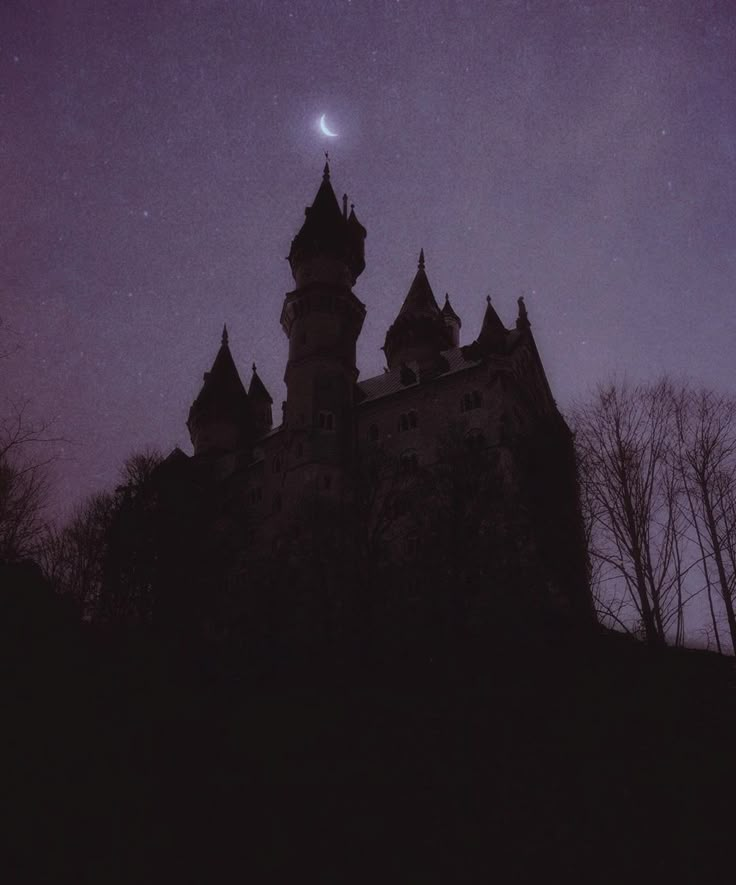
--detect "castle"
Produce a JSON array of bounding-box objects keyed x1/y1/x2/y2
[{"x1": 178, "y1": 162, "x2": 591, "y2": 621}]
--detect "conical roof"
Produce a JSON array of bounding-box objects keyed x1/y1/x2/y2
[
  {"x1": 248, "y1": 363, "x2": 273, "y2": 404},
  {"x1": 441, "y1": 293, "x2": 461, "y2": 326},
  {"x1": 287, "y1": 162, "x2": 366, "y2": 282},
  {"x1": 189, "y1": 326, "x2": 250, "y2": 423},
  {"x1": 476, "y1": 297, "x2": 508, "y2": 352},
  {"x1": 394, "y1": 250, "x2": 442, "y2": 321}
]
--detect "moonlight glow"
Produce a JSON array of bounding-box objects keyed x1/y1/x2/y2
[{"x1": 319, "y1": 114, "x2": 338, "y2": 137}]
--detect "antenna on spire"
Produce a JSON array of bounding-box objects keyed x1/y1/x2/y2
[
  {"x1": 418, "y1": 248, "x2": 425, "y2": 270},
  {"x1": 222, "y1": 324, "x2": 229, "y2": 346}
]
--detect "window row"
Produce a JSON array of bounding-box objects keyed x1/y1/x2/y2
[{"x1": 460, "y1": 390, "x2": 483, "y2": 412}]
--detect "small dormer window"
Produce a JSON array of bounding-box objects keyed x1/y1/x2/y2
[{"x1": 318, "y1": 411, "x2": 335, "y2": 432}]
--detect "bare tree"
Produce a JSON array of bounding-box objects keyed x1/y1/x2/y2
[
  {"x1": 0, "y1": 400, "x2": 61, "y2": 561},
  {"x1": 573, "y1": 380, "x2": 688, "y2": 645},
  {"x1": 672, "y1": 387, "x2": 736, "y2": 654}
]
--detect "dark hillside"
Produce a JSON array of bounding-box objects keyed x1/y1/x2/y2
[{"x1": 3, "y1": 566, "x2": 736, "y2": 882}]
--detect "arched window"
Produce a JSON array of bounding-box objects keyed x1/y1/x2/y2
[
  {"x1": 400, "y1": 450, "x2": 418, "y2": 474},
  {"x1": 368, "y1": 424, "x2": 380, "y2": 442},
  {"x1": 249, "y1": 487, "x2": 262, "y2": 505},
  {"x1": 399, "y1": 411, "x2": 417, "y2": 432},
  {"x1": 409, "y1": 410, "x2": 418, "y2": 428},
  {"x1": 318, "y1": 411, "x2": 335, "y2": 431},
  {"x1": 399, "y1": 414, "x2": 409, "y2": 432},
  {"x1": 465, "y1": 429, "x2": 486, "y2": 452}
]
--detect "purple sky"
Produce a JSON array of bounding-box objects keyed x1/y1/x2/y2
[{"x1": 2, "y1": 0, "x2": 735, "y2": 518}]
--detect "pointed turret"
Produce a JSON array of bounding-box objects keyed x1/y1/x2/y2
[
  {"x1": 441, "y1": 293, "x2": 461, "y2": 347},
  {"x1": 287, "y1": 162, "x2": 366, "y2": 287},
  {"x1": 476, "y1": 296, "x2": 508, "y2": 354},
  {"x1": 248, "y1": 362, "x2": 273, "y2": 437},
  {"x1": 187, "y1": 328, "x2": 252, "y2": 456},
  {"x1": 383, "y1": 251, "x2": 453, "y2": 370},
  {"x1": 516, "y1": 295, "x2": 530, "y2": 331}
]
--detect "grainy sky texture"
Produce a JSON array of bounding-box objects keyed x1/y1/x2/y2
[{"x1": 2, "y1": 0, "x2": 735, "y2": 515}]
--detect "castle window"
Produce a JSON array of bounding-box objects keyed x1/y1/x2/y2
[
  {"x1": 368, "y1": 423, "x2": 379, "y2": 442},
  {"x1": 400, "y1": 450, "x2": 418, "y2": 474},
  {"x1": 318, "y1": 411, "x2": 335, "y2": 432},
  {"x1": 248, "y1": 487, "x2": 262, "y2": 505},
  {"x1": 461, "y1": 390, "x2": 483, "y2": 412},
  {"x1": 300, "y1": 332, "x2": 307, "y2": 345},
  {"x1": 272, "y1": 455, "x2": 282, "y2": 473},
  {"x1": 273, "y1": 493, "x2": 282, "y2": 514},
  {"x1": 399, "y1": 411, "x2": 418, "y2": 432}
]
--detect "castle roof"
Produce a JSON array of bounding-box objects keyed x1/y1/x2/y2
[
  {"x1": 358, "y1": 346, "x2": 484, "y2": 404},
  {"x1": 394, "y1": 249, "x2": 442, "y2": 321},
  {"x1": 441, "y1": 293, "x2": 461, "y2": 326},
  {"x1": 188, "y1": 326, "x2": 250, "y2": 426},
  {"x1": 287, "y1": 162, "x2": 366, "y2": 281},
  {"x1": 248, "y1": 363, "x2": 273, "y2": 404}
]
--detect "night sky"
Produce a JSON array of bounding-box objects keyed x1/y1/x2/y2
[{"x1": 3, "y1": 0, "x2": 735, "y2": 518}]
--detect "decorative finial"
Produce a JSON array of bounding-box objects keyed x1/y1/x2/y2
[
  {"x1": 342, "y1": 193, "x2": 348, "y2": 218},
  {"x1": 252, "y1": 362, "x2": 257, "y2": 374},
  {"x1": 222, "y1": 324, "x2": 229, "y2": 346},
  {"x1": 445, "y1": 293, "x2": 450, "y2": 303},
  {"x1": 418, "y1": 248, "x2": 425, "y2": 270},
  {"x1": 486, "y1": 295, "x2": 491, "y2": 305},
  {"x1": 323, "y1": 152, "x2": 330, "y2": 180}
]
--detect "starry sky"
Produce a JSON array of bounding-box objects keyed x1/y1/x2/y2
[{"x1": 2, "y1": 0, "x2": 735, "y2": 518}]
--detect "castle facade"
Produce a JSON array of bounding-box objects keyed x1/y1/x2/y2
[{"x1": 179, "y1": 163, "x2": 590, "y2": 620}]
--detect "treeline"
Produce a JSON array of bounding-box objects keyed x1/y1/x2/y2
[{"x1": 574, "y1": 380, "x2": 736, "y2": 652}]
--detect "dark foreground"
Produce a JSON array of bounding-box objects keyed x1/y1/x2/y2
[{"x1": 3, "y1": 580, "x2": 736, "y2": 883}]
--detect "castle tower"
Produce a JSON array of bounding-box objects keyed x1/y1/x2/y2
[
  {"x1": 187, "y1": 325, "x2": 252, "y2": 456},
  {"x1": 279, "y1": 162, "x2": 367, "y2": 492},
  {"x1": 383, "y1": 250, "x2": 454, "y2": 370}
]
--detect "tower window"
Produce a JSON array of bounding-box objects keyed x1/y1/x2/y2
[
  {"x1": 272, "y1": 455, "x2": 282, "y2": 473},
  {"x1": 400, "y1": 450, "x2": 418, "y2": 474},
  {"x1": 368, "y1": 424, "x2": 379, "y2": 442},
  {"x1": 248, "y1": 487, "x2": 262, "y2": 505},
  {"x1": 318, "y1": 411, "x2": 335, "y2": 431},
  {"x1": 461, "y1": 390, "x2": 483, "y2": 412}
]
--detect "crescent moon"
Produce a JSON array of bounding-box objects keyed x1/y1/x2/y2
[{"x1": 319, "y1": 114, "x2": 338, "y2": 138}]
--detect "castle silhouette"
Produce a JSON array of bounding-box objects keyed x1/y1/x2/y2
[{"x1": 175, "y1": 162, "x2": 591, "y2": 622}]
